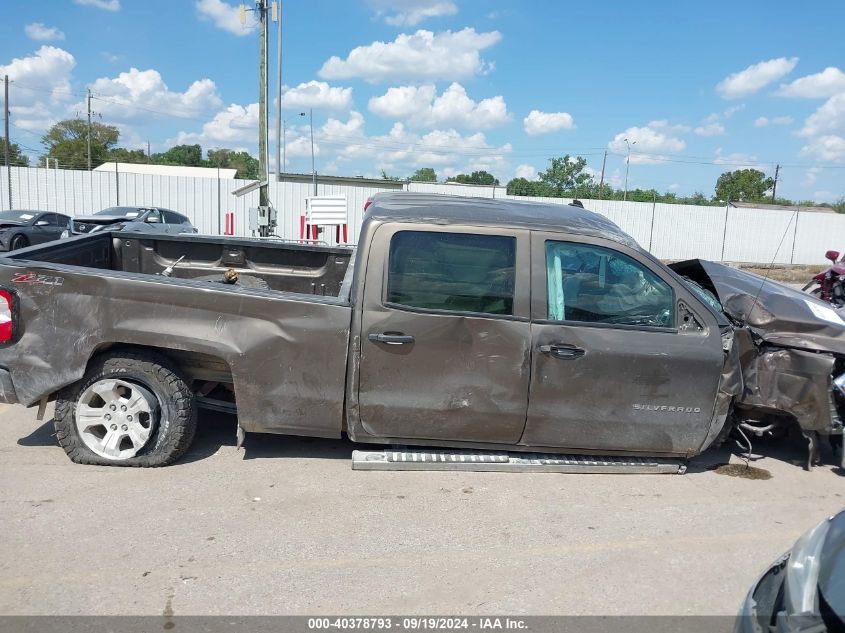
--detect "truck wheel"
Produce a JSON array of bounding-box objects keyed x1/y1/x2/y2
[{"x1": 54, "y1": 351, "x2": 197, "y2": 467}]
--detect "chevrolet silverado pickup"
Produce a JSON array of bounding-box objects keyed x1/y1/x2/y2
[{"x1": 0, "y1": 192, "x2": 840, "y2": 467}]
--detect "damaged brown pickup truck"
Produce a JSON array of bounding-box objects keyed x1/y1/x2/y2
[{"x1": 0, "y1": 192, "x2": 840, "y2": 468}]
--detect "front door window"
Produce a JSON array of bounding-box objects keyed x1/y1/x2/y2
[{"x1": 545, "y1": 240, "x2": 674, "y2": 328}]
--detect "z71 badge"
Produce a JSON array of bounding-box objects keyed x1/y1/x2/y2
[{"x1": 11, "y1": 272, "x2": 64, "y2": 286}]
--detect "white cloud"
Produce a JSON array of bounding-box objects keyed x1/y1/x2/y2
[
  {"x1": 800, "y1": 93, "x2": 845, "y2": 138},
  {"x1": 754, "y1": 115, "x2": 793, "y2": 127},
  {"x1": 608, "y1": 120, "x2": 686, "y2": 163},
  {"x1": 80, "y1": 68, "x2": 221, "y2": 122},
  {"x1": 694, "y1": 122, "x2": 725, "y2": 136},
  {"x1": 713, "y1": 148, "x2": 766, "y2": 171},
  {"x1": 173, "y1": 103, "x2": 259, "y2": 148},
  {"x1": 814, "y1": 190, "x2": 839, "y2": 203},
  {"x1": 281, "y1": 81, "x2": 352, "y2": 111},
  {"x1": 514, "y1": 164, "x2": 537, "y2": 180},
  {"x1": 318, "y1": 28, "x2": 501, "y2": 83},
  {"x1": 195, "y1": 0, "x2": 256, "y2": 36},
  {"x1": 803, "y1": 167, "x2": 821, "y2": 186},
  {"x1": 800, "y1": 135, "x2": 845, "y2": 162},
  {"x1": 368, "y1": 82, "x2": 509, "y2": 129},
  {"x1": 778, "y1": 67, "x2": 845, "y2": 98},
  {"x1": 174, "y1": 105, "x2": 513, "y2": 180},
  {"x1": 716, "y1": 57, "x2": 798, "y2": 99},
  {"x1": 74, "y1": 0, "x2": 120, "y2": 10},
  {"x1": 523, "y1": 109, "x2": 575, "y2": 136},
  {"x1": 0, "y1": 46, "x2": 76, "y2": 130},
  {"x1": 368, "y1": 0, "x2": 458, "y2": 26},
  {"x1": 24, "y1": 23, "x2": 65, "y2": 42},
  {"x1": 313, "y1": 111, "x2": 511, "y2": 178}
]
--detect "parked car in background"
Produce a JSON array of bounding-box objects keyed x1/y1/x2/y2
[
  {"x1": 0, "y1": 210, "x2": 71, "y2": 251},
  {"x1": 63, "y1": 206, "x2": 196, "y2": 237},
  {"x1": 736, "y1": 508, "x2": 845, "y2": 633}
]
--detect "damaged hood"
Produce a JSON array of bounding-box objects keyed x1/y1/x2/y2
[{"x1": 670, "y1": 259, "x2": 845, "y2": 355}]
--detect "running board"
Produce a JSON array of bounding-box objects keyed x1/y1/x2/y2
[{"x1": 351, "y1": 449, "x2": 687, "y2": 474}]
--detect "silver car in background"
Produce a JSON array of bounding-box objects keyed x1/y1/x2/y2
[{"x1": 62, "y1": 206, "x2": 196, "y2": 237}]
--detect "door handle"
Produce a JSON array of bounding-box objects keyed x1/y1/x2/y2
[
  {"x1": 368, "y1": 332, "x2": 415, "y2": 345},
  {"x1": 539, "y1": 343, "x2": 586, "y2": 360}
]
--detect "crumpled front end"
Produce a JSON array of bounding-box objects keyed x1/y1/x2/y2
[{"x1": 670, "y1": 259, "x2": 845, "y2": 467}]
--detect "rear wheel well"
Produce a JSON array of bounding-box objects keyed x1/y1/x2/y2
[{"x1": 87, "y1": 344, "x2": 235, "y2": 398}]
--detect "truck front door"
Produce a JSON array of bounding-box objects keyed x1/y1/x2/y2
[
  {"x1": 523, "y1": 233, "x2": 725, "y2": 454},
  {"x1": 357, "y1": 225, "x2": 531, "y2": 444}
]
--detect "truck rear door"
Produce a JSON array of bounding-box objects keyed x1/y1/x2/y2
[
  {"x1": 523, "y1": 232, "x2": 725, "y2": 454},
  {"x1": 357, "y1": 224, "x2": 531, "y2": 444}
]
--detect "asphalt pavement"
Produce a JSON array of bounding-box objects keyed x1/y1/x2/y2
[{"x1": 0, "y1": 403, "x2": 843, "y2": 616}]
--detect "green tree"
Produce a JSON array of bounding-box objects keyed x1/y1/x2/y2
[
  {"x1": 447, "y1": 170, "x2": 499, "y2": 186},
  {"x1": 207, "y1": 148, "x2": 259, "y2": 179},
  {"x1": 42, "y1": 119, "x2": 119, "y2": 169},
  {"x1": 538, "y1": 155, "x2": 594, "y2": 197},
  {"x1": 409, "y1": 167, "x2": 437, "y2": 182},
  {"x1": 0, "y1": 138, "x2": 29, "y2": 166},
  {"x1": 506, "y1": 177, "x2": 555, "y2": 197},
  {"x1": 714, "y1": 169, "x2": 774, "y2": 203},
  {"x1": 380, "y1": 169, "x2": 401, "y2": 181},
  {"x1": 109, "y1": 147, "x2": 149, "y2": 164},
  {"x1": 153, "y1": 144, "x2": 203, "y2": 167}
]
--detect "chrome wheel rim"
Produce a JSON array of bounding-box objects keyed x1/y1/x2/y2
[{"x1": 75, "y1": 379, "x2": 158, "y2": 460}]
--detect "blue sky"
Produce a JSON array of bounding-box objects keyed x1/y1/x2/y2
[{"x1": 1, "y1": 0, "x2": 844, "y2": 202}]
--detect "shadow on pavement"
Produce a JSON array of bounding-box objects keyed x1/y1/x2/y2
[
  {"x1": 180, "y1": 410, "x2": 356, "y2": 464},
  {"x1": 17, "y1": 408, "x2": 845, "y2": 474},
  {"x1": 17, "y1": 419, "x2": 56, "y2": 447}
]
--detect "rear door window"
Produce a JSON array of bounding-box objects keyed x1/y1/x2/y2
[
  {"x1": 387, "y1": 231, "x2": 516, "y2": 316},
  {"x1": 545, "y1": 240, "x2": 674, "y2": 328}
]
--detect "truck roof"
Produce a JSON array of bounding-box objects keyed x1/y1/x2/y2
[{"x1": 365, "y1": 192, "x2": 639, "y2": 248}]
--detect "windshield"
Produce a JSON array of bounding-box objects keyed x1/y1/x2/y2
[
  {"x1": 95, "y1": 207, "x2": 144, "y2": 219},
  {"x1": 683, "y1": 277, "x2": 723, "y2": 312},
  {"x1": 0, "y1": 211, "x2": 38, "y2": 222}
]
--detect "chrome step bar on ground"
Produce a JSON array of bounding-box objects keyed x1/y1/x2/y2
[{"x1": 351, "y1": 449, "x2": 687, "y2": 474}]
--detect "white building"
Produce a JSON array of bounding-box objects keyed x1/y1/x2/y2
[{"x1": 94, "y1": 162, "x2": 238, "y2": 180}]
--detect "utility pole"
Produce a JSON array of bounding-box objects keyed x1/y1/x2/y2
[
  {"x1": 301, "y1": 109, "x2": 315, "y2": 195},
  {"x1": 146, "y1": 141, "x2": 151, "y2": 162},
  {"x1": 771, "y1": 164, "x2": 780, "y2": 204},
  {"x1": 4, "y1": 75, "x2": 11, "y2": 210},
  {"x1": 257, "y1": 0, "x2": 270, "y2": 236},
  {"x1": 623, "y1": 138, "x2": 636, "y2": 202},
  {"x1": 598, "y1": 150, "x2": 607, "y2": 199},
  {"x1": 309, "y1": 107, "x2": 315, "y2": 195},
  {"x1": 274, "y1": 1, "x2": 282, "y2": 182},
  {"x1": 86, "y1": 88, "x2": 93, "y2": 171}
]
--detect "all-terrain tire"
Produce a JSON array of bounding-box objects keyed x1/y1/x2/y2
[{"x1": 54, "y1": 350, "x2": 197, "y2": 467}]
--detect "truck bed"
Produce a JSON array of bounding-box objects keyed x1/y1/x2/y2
[
  {"x1": 0, "y1": 231, "x2": 355, "y2": 439},
  {"x1": 8, "y1": 232, "x2": 355, "y2": 298}
]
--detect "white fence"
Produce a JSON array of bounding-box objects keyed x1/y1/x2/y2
[{"x1": 0, "y1": 165, "x2": 838, "y2": 265}]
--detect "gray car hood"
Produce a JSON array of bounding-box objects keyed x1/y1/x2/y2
[{"x1": 670, "y1": 259, "x2": 845, "y2": 356}]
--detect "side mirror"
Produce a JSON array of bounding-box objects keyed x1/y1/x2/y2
[
  {"x1": 34, "y1": 220, "x2": 50, "y2": 227},
  {"x1": 826, "y1": 250, "x2": 840, "y2": 264}
]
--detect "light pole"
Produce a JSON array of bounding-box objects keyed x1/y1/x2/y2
[
  {"x1": 623, "y1": 138, "x2": 636, "y2": 202},
  {"x1": 300, "y1": 109, "x2": 315, "y2": 195}
]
